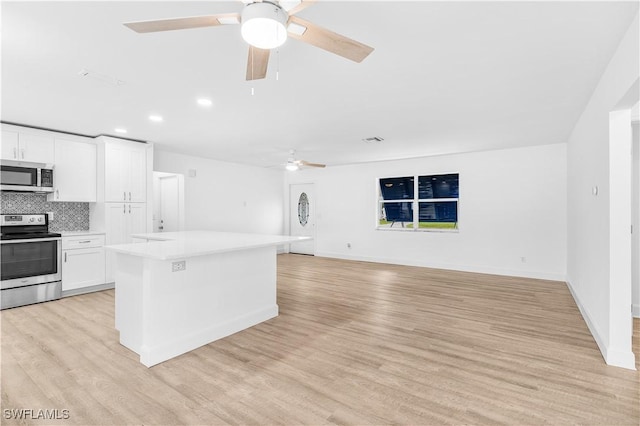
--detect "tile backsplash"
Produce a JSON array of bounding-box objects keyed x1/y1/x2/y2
[{"x1": 0, "y1": 192, "x2": 90, "y2": 232}]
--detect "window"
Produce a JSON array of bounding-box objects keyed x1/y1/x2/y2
[{"x1": 378, "y1": 173, "x2": 459, "y2": 231}]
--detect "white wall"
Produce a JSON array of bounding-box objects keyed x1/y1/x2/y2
[
  {"x1": 566, "y1": 13, "x2": 639, "y2": 369},
  {"x1": 154, "y1": 150, "x2": 284, "y2": 235},
  {"x1": 632, "y1": 103, "x2": 639, "y2": 317},
  {"x1": 286, "y1": 144, "x2": 567, "y2": 281}
]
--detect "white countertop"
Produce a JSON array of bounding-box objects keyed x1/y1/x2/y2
[{"x1": 105, "y1": 231, "x2": 311, "y2": 260}]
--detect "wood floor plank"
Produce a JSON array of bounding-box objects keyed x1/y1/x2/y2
[{"x1": 1, "y1": 254, "x2": 638, "y2": 425}]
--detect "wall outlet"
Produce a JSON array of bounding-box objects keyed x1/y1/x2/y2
[
  {"x1": 172, "y1": 260, "x2": 186, "y2": 272},
  {"x1": 520, "y1": 256, "x2": 526, "y2": 263},
  {"x1": 47, "y1": 211, "x2": 54, "y2": 221},
  {"x1": 347, "y1": 243, "x2": 352, "y2": 249}
]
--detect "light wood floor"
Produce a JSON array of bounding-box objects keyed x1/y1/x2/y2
[{"x1": 2, "y1": 254, "x2": 639, "y2": 425}]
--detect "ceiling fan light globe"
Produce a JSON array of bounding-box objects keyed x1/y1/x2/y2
[
  {"x1": 241, "y1": 3, "x2": 288, "y2": 49},
  {"x1": 286, "y1": 163, "x2": 299, "y2": 171}
]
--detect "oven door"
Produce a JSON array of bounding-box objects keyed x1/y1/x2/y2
[{"x1": 0, "y1": 238, "x2": 62, "y2": 289}]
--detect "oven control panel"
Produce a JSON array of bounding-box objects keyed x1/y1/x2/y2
[{"x1": 1, "y1": 214, "x2": 47, "y2": 226}]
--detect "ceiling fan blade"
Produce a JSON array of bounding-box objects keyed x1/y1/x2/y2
[
  {"x1": 246, "y1": 46, "x2": 270, "y2": 81},
  {"x1": 282, "y1": 0, "x2": 316, "y2": 15},
  {"x1": 299, "y1": 160, "x2": 326, "y2": 168},
  {"x1": 287, "y1": 16, "x2": 374, "y2": 63},
  {"x1": 124, "y1": 13, "x2": 240, "y2": 33}
]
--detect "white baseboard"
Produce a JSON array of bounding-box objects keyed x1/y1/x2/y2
[
  {"x1": 315, "y1": 251, "x2": 566, "y2": 282},
  {"x1": 62, "y1": 282, "x2": 114, "y2": 298},
  {"x1": 633, "y1": 303, "x2": 640, "y2": 318},
  {"x1": 566, "y1": 279, "x2": 636, "y2": 370},
  {"x1": 138, "y1": 305, "x2": 279, "y2": 367}
]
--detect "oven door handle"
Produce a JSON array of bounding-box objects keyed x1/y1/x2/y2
[{"x1": 0, "y1": 237, "x2": 62, "y2": 244}]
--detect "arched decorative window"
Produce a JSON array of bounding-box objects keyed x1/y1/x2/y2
[{"x1": 298, "y1": 192, "x2": 309, "y2": 226}]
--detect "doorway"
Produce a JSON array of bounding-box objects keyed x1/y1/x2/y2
[
  {"x1": 289, "y1": 183, "x2": 315, "y2": 255},
  {"x1": 152, "y1": 172, "x2": 185, "y2": 232}
]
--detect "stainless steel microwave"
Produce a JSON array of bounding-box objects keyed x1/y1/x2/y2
[{"x1": 0, "y1": 160, "x2": 54, "y2": 193}]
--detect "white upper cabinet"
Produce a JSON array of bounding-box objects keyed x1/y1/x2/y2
[
  {"x1": 1, "y1": 130, "x2": 19, "y2": 160},
  {"x1": 1, "y1": 127, "x2": 55, "y2": 164},
  {"x1": 49, "y1": 138, "x2": 97, "y2": 202},
  {"x1": 104, "y1": 139, "x2": 147, "y2": 203}
]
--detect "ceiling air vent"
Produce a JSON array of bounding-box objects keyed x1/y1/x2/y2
[{"x1": 362, "y1": 136, "x2": 384, "y2": 143}]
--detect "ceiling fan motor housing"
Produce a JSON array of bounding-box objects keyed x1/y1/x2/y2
[{"x1": 241, "y1": 2, "x2": 289, "y2": 49}]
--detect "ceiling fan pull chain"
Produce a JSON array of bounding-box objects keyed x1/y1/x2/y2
[{"x1": 276, "y1": 48, "x2": 280, "y2": 81}]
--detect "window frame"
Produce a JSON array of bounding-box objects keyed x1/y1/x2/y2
[{"x1": 376, "y1": 173, "x2": 460, "y2": 233}]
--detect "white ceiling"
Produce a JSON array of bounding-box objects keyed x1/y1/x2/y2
[{"x1": 2, "y1": 1, "x2": 637, "y2": 167}]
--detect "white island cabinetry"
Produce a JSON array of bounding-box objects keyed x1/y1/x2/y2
[{"x1": 106, "y1": 231, "x2": 311, "y2": 367}]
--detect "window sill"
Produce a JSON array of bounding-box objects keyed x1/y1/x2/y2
[{"x1": 375, "y1": 227, "x2": 460, "y2": 233}]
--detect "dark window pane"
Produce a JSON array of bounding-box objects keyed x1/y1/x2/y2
[
  {"x1": 418, "y1": 174, "x2": 459, "y2": 199},
  {"x1": 380, "y1": 202, "x2": 413, "y2": 223},
  {"x1": 379, "y1": 177, "x2": 414, "y2": 200},
  {"x1": 419, "y1": 201, "x2": 457, "y2": 223}
]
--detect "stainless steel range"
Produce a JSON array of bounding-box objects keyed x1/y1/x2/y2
[{"x1": 1, "y1": 214, "x2": 62, "y2": 310}]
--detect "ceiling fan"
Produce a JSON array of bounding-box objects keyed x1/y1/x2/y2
[
  {"x1": 123, "y1": 0, "x2": 375, "y2": 81},
  {"x1": 285, "y1": 150, "x2": 326, "y2": 171}
]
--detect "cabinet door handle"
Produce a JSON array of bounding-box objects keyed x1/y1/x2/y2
[
  {"x1": 123, "y1": 204, "x2": 126, "y2": 214},
  {"x1": 129, "y1": 192, "x2": 131, "y2": 201},
  {"x1": 78, "y1": 240, "x2": 91, "y2": 244},
  {"x1": 129, "y1": 205, "x2": 131, "y2": 214},
  {"x1": 64, "y1": 252, "x2": 67, "y2": 262},
  {"x1": 20, "y1": 149, "x2": 25, "y2": 159},
  {"x1": 123, "y1": 191, "x2": 126, "y2": 201},
  {"x1": 13, "y1": 147, "x2": 17, "y2": 159},
  {"x1": 56, "y1": 189, "x2": 59, "y2": 200}
]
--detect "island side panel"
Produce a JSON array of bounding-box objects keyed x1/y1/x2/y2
[
  {"x1": 138, "y1": 245, "x2": 278, "y2": 367},
  {"x1": 115, "y1": 253, "x2": 145, "y2": 353}
]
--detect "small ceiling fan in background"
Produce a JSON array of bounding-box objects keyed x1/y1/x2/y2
[
  {"x1": 123, "y1": 0, "x2": 375, "y2": 81},
  {"x1": 285, "y1": 150, "x2": 326, "y2": 171}
]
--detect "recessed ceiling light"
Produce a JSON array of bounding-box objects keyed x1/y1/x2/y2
[
  {"x1": 197, "y1": 98, "x2": 213, "y2": 107},
  {"x1": 149, "y1": 115, "x2": 163, "y2": 122},
  {"x1": 114, "y1": 128, "x2": 127, "y2": 134}
]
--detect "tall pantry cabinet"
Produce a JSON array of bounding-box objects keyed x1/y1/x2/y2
[{"x1": 90, "y1": 136, "x2": 153, "y2": 283}]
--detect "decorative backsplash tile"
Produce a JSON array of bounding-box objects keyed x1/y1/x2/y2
[{"x1": 0, "y1": 192, "x2": 90, "y2": 232}]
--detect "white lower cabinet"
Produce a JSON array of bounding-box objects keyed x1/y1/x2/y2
[
  {"x1": 62, "y1": 234, "x2": 106, "y2": 293},
  {"x1": 105, "y1": 203, "x2": 147, "y2": 282}
]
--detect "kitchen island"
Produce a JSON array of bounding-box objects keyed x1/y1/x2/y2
[{"x1": 106, "y1": 231, "x2": 310, "y2": 367}]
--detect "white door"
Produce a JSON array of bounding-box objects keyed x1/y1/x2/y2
[
  {"x1": 159, "y1": 175, "x2": 179, "y2": 232},
  {"x1": 289, "y1": 183, "x2": 315, "y2": 255}
]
